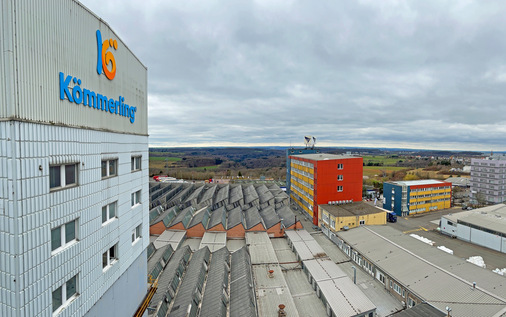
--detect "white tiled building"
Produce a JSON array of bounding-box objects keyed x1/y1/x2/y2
[
  {"x1": 470, "y1": 156, "x2": 506, "y2": 204},
  {"x1": 1, "y1": 1, "x2": 148, "y2": 316}
]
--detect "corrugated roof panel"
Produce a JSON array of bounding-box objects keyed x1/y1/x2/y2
[
  {"x1": 244, "y1": 205, "x2": 263, "y2": 229},
  {"x1": 169, "y1": 247, "x2": 211, "y2": 317},
  {"x1": 226, "y1": 206, "x2": 243, "y2": 229},
  {"x1": 319, "y1": 278, "x2": 376, "y2": 316},
  {"x1": 259, "y1": 206, "x2": 280, "y2": 229},
  {"x1": 149, "y1": 246, "x2": 192, "y2": 314},
  {"x1": 246, "y1": 232, "x2": 278, "y2": 265},
  {"x1": 200, "y1": 247, "x2": 230, "y2": 317},
  {"x1": 208, "y1": 206, "x2": 226, "y2": 229},
  {"x1": 230, "y1": 247, "x2": 257, "y2": 317}
]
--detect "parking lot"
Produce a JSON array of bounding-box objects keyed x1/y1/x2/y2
[{"x1": 389, "y1": 207, "x2": 506, "y2": 272}]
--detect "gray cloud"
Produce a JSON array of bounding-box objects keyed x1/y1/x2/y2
[{"x1": 81, "y1": 0, "x2": 506, "y2": 150}]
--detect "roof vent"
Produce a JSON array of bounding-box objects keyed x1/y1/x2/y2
[
  {"x1": 268, "y1": 269, "x2": 274, "y2": 278},
  {"x1": 278, "y1": 304, "x2": 286, "y2": 317}
]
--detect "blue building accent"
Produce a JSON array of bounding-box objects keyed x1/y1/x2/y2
[
  {"x1": 286, "y1": 147, "x2": 320, "y2": 194},
  {"x1": 383, "y1": 182, "x2": 406, "y2": 216}
]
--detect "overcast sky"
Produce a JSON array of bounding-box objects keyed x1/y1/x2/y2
[{"x1": 81, "y1": 0, "x2": 506, "y2": 151}]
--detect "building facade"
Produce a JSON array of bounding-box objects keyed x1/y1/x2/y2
[
  {"x1": 440, "y1": 205, "x2": 506, "y2": 253},
  {"x1": 289, "y1": 154, "x2": 363, "y2": 224},
  {"x1": 383, "y1": 180, "x2": 451, "y2": 216},
  {"x1": 286, "y1": 147, "x2": 321, "y2": 194},
  {"x1": 1, "y1": 1, "x2": 148, "y2": 316},
  {"x1": 318, "y1": 202, "x2": 386, "y2": 233},
  {"x1": 470, "y1": 157, "x2": 506, "y2": 204}
]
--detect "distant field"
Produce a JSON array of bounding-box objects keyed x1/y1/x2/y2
[
  {"x1": 363, "y1": 166, "x2": 409, "y2": 177},
  {"x1": 362, "y1": 155, "x2": 402, "y2": 166},
  {"x1": 149, "y1": 156, "x2": 181, "y2": 162},
  {"x1": 193, "y1": 165, "x2": 219, "y2": 171}
]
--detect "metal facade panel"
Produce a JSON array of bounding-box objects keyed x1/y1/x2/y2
[
  {"x1": 471, "y1": 227, "x2": 501, "y2": 251},
  {"x1": 2, "y1": 121, "x2": 149, "y2": 316},
  {"x1": 4, "y1": 0, "x2": 147, "y2": 135}
]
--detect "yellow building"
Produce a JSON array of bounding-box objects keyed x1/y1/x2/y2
[
  {"x1": 383, "y1": 180, "x2": 452, "y2": 216},
  {"x1": 318, "y1": 202, "x2": 386, "y2": 232}
]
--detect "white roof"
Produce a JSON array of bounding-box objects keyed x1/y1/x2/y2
[
  {"x1": 391, "y1": 179, "x2": 448, "y2": 186},
  {"x1": 443, "y1": 204, "x2": 506, "y2": 235},
  {"x1": 153, "y1": 230, "x2": 186, "y2": 249}
]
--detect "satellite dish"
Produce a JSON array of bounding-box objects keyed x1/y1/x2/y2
[{"x1": 304, "y1": 136, "x2": 312, "y2": 148}]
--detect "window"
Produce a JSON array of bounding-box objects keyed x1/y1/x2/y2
[
  {"x1": 359, "y1": 219, "x2": 365, "y2": 225},
  {"x1": 50, "y1": 164, "x2": 78, "y2": 190},
  {"x1": 131, "y1": 156, "x2": 141, "y2": 172},
  {"x1": 52, "y1": 275, "x2": 78, "y2": 313},
  {"x1": 337, "y1": 186, "x2": 343, "y2": 192},
  {"x1": 337, "y1": 163, "x2": 343, "y2": 169},
  {"x1": 377, "y1": 271, "x2": 385, "y2": 284},
  {"x1": 51, "y1": 220, "x2": 77, "y2": 253},
  {"x1": 393, "y1": 282, "x2": 402, "y2": 296},
  {"x1": 102, "y1": 201, "x2": 117, "y2": 224},
  {"x1": 337, "y1": 175, "x2": 343, "y2": 181},
  {"x1": 101, "y1": 159, "x2": 118, "y2": 178},
  {"x1": 103, "y1": 244, "x2": 118, "y2": 269},
  {"x1": 131, "y1": 190, "x2": 141, "y2": 206},
  {"x1": 132, "y1": 224, "x2": 141, "y2": 243}
]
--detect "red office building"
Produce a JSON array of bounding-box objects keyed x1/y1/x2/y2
[{"x1": 289, "y1": 154, "x2": 363, "y2": 224}]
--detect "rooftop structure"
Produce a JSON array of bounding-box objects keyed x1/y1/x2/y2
[
  {"x1": 318, "y1": 202, "x2": 387, "y2": 233},
  {"x1": 149, "y1": 183, "x2": 302, "y2": 238},
  {"x1": 290, "y1": 153, "x2": 358, "y2": 161},
  {"x1": 286, "y1": 230, "x2": 376, "y2": 317},
  {"x1": 320, "y1": 201, "x2": 385, "y2": 217},
  {"x1": 337, "y1": 226, "x2": 506, "y2": 317}
]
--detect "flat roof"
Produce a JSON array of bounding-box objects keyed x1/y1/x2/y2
[
  {"x1": 391, "y1": 303, "x2": 445, "y2": 317},
  {"x1": 443, "y1": 204, "x2": 506, "y2": 235},
  {"x1": 290, "y1": 153, "x2": 358, "y2": 161},
  {"x1": 320, "y1": 202, "x2": 385, "y2": 217},
  {"x1": 388, "y1": 179, "x2": 449, "y2": 186},
  {"x1": 338, "y1": 226, "x2": 506, "y2": 317},
  {"x1": 245, "y1": 231, "x2": 279, "y2": 264},
  {"x1": 445, "y1": 177, "x2": 470, "y2": 186}
]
